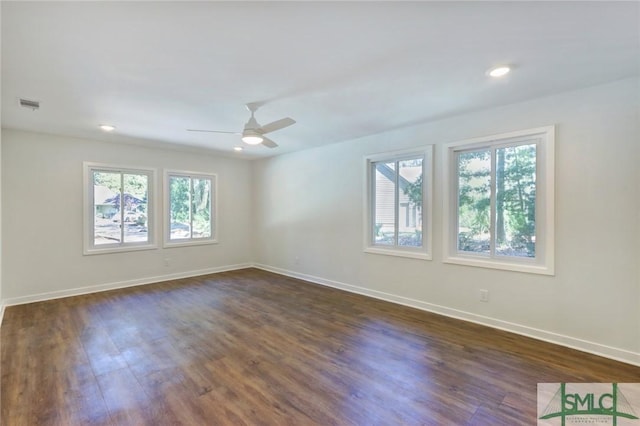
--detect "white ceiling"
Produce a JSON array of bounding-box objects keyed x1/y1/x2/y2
[{"x1": 2, "y1": 1, "x2": 639, "y2": 158}]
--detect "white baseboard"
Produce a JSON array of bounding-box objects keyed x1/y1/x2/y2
[
  {"x1": 253, "y1": 263, "x2": 640, "y2": 368},
  {"x1": 2, "y1": 262, "x2": 638, "y2": 367},
  {"x1": 1, "y1": 263, "x2": 252, "y2": 308}
]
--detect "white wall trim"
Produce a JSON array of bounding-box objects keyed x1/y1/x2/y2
[
  {"x1": 363, "y1": 145, "x2": 434, "y2": 260},
  {"x1": 83, "y1": 162, "x2": 159, "y2": 256},
  {"x1": 0, "y1": 302, "x2": 5, "y2": 326},
  {"x1": 163, "y1": 170, "x2": 219, "y2": 247},
  {"x1": 1, "y1": 263, "x2": 252, "y2": 308},
  {"x1": 253, "y1": 263, "x2": 640, "y2": 367},
  {"x1": 442, "y1": 125, "x2": 555, "y2": 276}
]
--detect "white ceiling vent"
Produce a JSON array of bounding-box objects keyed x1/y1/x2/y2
[{"x1": 19, "y1": 98, "x2": 40, "y2": 110}]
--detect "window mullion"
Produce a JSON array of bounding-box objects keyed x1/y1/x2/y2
[
  {"x1": 189, "y1": 177, "x2": 194, "y2": 239},
  {"x1": 420, "y1": 156, "x2": 426, "y2": 240},
  {"x1": 453, "y1": 151, "x2": 460, "y2": 254},
  {"x1": 371, "y1": 164, "x2": 376, "y2": 246},
  {"x1": 91, "y1": 170, "x2": 97, "y2": 245},
  {"x1": 489, "y1": 148, "x2": 497, "y2": 258},
  {"x1": 119, "y1": 172, "x2": 125, "y2": 244},
  {"x1": 394, "y1": 161, "x2": 400, "y2": 247}
]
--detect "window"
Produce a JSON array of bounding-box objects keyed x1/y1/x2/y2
[
  {"x1": 165, "y1": 171, "x2": 217, "y2": 246},
  {"x1": 84, "y1": 163, "x2": 156, "y2": 255},
  {"x1": 364, "y1": 146, "x2": 433, "y2": 260},
  {"x1": 443, "y1": 126, "x2": 554, "y2": 274}
]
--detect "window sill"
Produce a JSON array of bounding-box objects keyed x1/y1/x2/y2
[
  {"x1": 84, "y1": 243, "x2": 158, "y2": 256},
  {"x1": 443, "y1": 255, "x2": 554, "y2": 276},
  {"x1": 364, "y1": 246, "x2": 432, "y2": 260},
  {"x1": 164, "y1": 239, "x2": 218, "y2": 249}
]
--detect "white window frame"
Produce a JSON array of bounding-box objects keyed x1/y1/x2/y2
[
  {"x1": 164, "y1": 170, "x2": 218, "y2": 248},
  {"x1": 364, "y1": 146, "x2": 433, "y2": 260},
  {"x1": 443, "y1": 126, "x2": 555, "y2": 275},
  {"x1": 83, "y1": 162, "x2": 157, "y2": 255}
]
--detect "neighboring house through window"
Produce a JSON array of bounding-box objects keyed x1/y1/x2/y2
[
  {"x1": 364, "y1": 146, "x2": 433, "y2": 260},
  {"x1": 84, "y1": 163, "x2": 156, "y2": 254}
]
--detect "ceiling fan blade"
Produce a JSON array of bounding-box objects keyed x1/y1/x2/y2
[
  {"x1": 261, "y1": 136, "x2": 279, "y2": 148},
  {"x1": 187, "y1": 129, "x2": 239, "y2": 134},
  {"x1": 259, "y1": 117, "x2": 295, "y2": 134}
]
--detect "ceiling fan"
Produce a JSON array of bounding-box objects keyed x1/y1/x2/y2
[{"x1": 187, "y1": 103, "x2": 295, "y2": 148}]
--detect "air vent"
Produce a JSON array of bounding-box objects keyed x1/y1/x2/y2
[{"x1": 19, "y1": 98, "x2": 40, "y2": 110}]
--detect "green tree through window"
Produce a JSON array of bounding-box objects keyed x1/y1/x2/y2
[
  {"x1": 456, "y1": 144, "x2": 536, "y2": 258},
  {"x1": 168, "y1": 173, "x2": 215, "y2": 242}
]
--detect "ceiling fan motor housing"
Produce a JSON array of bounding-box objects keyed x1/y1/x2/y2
[{"x1": 244, "y1": 115, "x2": 261, "y2": 131}]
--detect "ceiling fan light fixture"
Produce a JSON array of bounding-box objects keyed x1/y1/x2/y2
[
  {"x1": 188, "y1": 103, "x2": 291, "y2": 149},
  {"x1": 242, "y1": 130, "x2": 263, "y2": 145}
]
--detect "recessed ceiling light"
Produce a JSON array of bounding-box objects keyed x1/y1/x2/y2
[
  {"x1": 233, "y1": 146, "x2": 243, "y2": 152},
  {"x1": 99, "y1": 124, "x2": 116, "y2": 132},
  {"x1": 488, "y1": 66, "x2": 511, "y2": 78}
]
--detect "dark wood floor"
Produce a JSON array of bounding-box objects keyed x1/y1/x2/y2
[{"x1": 2, "y1": 268, "x2": 639, "y2": 425}]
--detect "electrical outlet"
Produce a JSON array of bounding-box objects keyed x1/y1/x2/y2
[
  {"x1": 164, "y1": 258, "x2": 170, "y2": 267},
  {"x1": 479, "y1": 289, "x2": 489, "y2": 302},
  {"x1": 294, "y1": 256, "x2": 300, "y2": 265}
]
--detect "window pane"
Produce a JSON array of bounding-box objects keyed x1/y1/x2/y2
[
  {"x1": 170, "y1": 176, "x2": 191, "y2": 240},
  {"x1": 192, "y1": 178, "x2": 211, "y2": 239},
  {"x1": 122, "y1": 174, "x2": 149, "y2": 243},
  {"x1": 399, "y1": 158, "x2": 422, "y2": 247},
  {"x1": 495, "y1": 144, "x2": 536, "y2": 258},
  {"x1": 93, "y1": 171, "x2": 122, "y2": 245},
  {"x1": 457, "y1": 150, "x2": 491, "y2": 255},
  {"x1": 373, "y1": 162, "x2": 396, "y2": 245}
]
